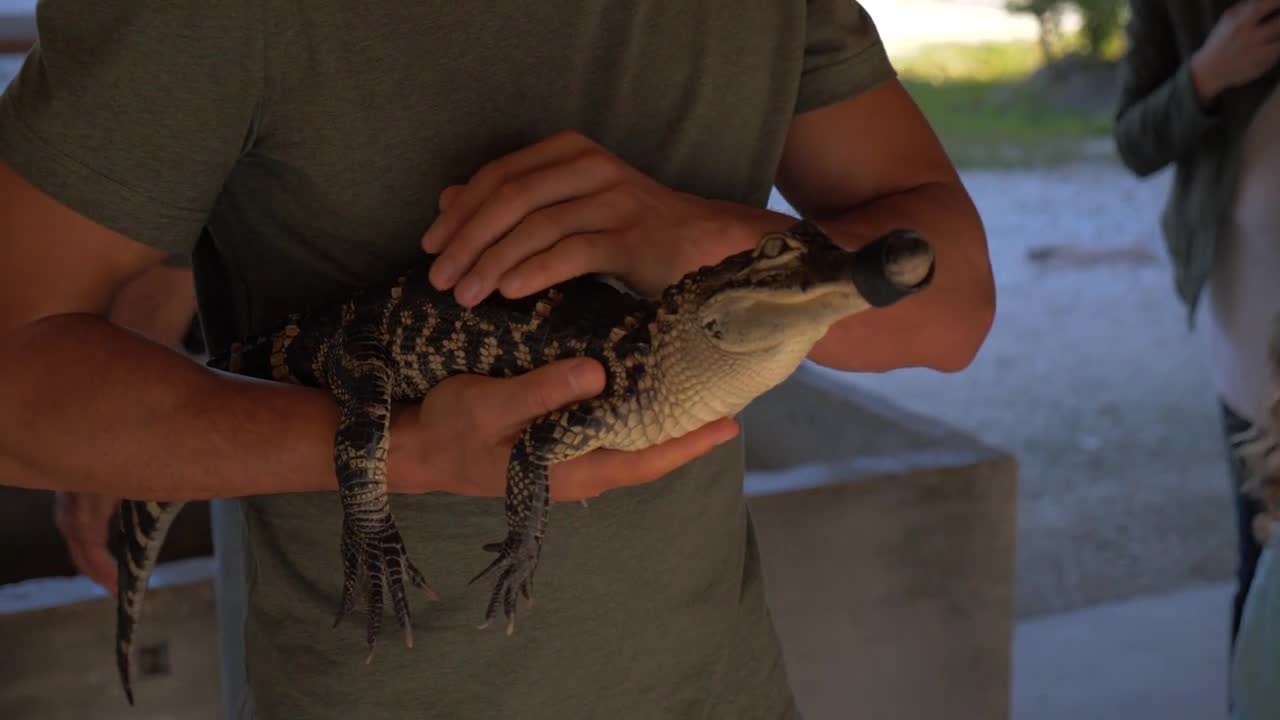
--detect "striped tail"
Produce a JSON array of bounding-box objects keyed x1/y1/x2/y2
[{"x1": 115, "y1": 499, "x2": 185, "y2": 705}]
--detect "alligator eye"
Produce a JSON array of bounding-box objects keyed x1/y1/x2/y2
[{"x1": 757, "y1": 233, "x2": 787, "y2": 259}]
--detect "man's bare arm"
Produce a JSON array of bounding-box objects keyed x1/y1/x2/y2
[
  {"x1": 0, "y1": 158, "x2": 735, "y2": 502},
  {"x1": 0, "y1": 159, "x2": 361, "y2": 500},
  {"x1": 106, "y1": 263, "x2": 199, "y2": 349},
  {"x1": 690, "y1": 79, "x2": 996, "y2": 374}
]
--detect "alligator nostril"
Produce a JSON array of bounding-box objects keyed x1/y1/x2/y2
[{"x1": 849, "y1": 228, "x2": 934, "y2": 307}]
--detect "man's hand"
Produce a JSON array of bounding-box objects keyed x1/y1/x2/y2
[
  {"x1": 53, "y1": 491, "x2": 120, "y2": 593},
  {"x1": 420, "y1": 130, "x2": 785, "y2": 305},
  {"x1": 1191, "y1": 0, "x2": 1280, "y2": 105},
  {"x1": 389, "y1": 356, "x2": 739, "y2": 502}
]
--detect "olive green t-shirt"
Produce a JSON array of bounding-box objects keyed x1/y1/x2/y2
[{"x1": 0, "y1": 2, "x2": 895, "y2": 717}]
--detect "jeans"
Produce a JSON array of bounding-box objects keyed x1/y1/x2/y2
[
  {"x1": 1223, "y1": 401, "x2": 1266, "y2": 651},
  {"x1": 1232, "y1": 534, "x2": 1280, "y2": 720}
]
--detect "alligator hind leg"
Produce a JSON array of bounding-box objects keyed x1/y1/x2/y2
[
  {"x1": 470, "y1": 407, "x2": 602, "y2": 634},
  {"x1": 115, "y1": 499, "x2": 185, "y2": 704},
  {"x1": 469, "y1": 439, "x2": 551, "y2": 635},
  {"x1": 327, "y1": 335, "x2": 436, "y2": 661}
]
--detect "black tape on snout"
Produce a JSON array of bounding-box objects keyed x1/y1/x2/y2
[{"x1": 850, "y1": 230, "x2": 934, "y2": 307}]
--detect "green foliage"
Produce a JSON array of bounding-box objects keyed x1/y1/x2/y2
[
  {"x1": 1074, "y1": 0, "x2": 1128, "y2": 58},
  {"x1": 1006, "y1": 0, "x2": 1129, "y2": 60},
  {"x1": 893, "y1": 40, "x2": 1115, "y2": 168},
  {"x1": 1005, "y1": 0, "x2": 1071, "y2": 61},
  {"x1": 893, "y1": 39, "x2": 1045, "y2": 83}
]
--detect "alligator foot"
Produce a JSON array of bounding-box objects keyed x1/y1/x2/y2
[
  {"x1": 470, "y1": 535, "x2": 541, "y2": 635},
  {"x1": 334, "y1": 518, "x2": 437, "y2": 662},
  {"x1": 469, "y1": 439, "x2": 552, "y2": 635}
]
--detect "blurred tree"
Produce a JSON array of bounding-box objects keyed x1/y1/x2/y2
[
  {"x1": 1006, "y1": 0, "x2": 1069, "y2": 61},
  {"x1": 1007, "y1": 0, "x2": 1127, "y2": 61},
  {"x1": 1073, "y1": 0, "x2": 1127, "y2": 58}
]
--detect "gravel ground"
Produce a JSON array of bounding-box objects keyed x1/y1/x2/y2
[{"x1": 777, "y1": 161, "x2": 1237, "y2": 620}]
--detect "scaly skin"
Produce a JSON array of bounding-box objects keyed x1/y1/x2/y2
[{"x1": 112, "y1": 220, "x2": 935, "y2": 703}]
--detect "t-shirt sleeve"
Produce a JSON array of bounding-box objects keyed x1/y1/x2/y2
[
  {"x1": 0, "y1": 0, "x2": 263, "y2": 257},
  {"x1": 797, "y1": 0, "x2": 897, "y2": 114}
]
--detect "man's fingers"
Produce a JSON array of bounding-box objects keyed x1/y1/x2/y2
[
  {"x1": 450, "y1": 195, "x2": 618, "y2": 307},
  {"x1": 552, "y1": 418, "x2": 740, "y2": 500},
  {"x1": 80, "y1": 542, "x2": 119, "y2": 594},
  {"x1": 420, "y1": 131, "x2": 595, "y2": 254},
  {"x1": 1253, "y1": 0, "x2": 1280, "y2": 20},
  {"x1": 427, "y1": 152, "x2": 620, "y2": 294},
  {"x1": 1262, "y1": 18, "x2": 1280, "y2": 42},
  {"x1": 65, "y1": 540, "x2": 91, "y2": 580},
  {"x1": 623, "y1": 418, "x2": 740, "y2": 480},
  {"x1": 498, "y1": 232, "x2": 623, "y2": 299},
  {"x1": 438, "y1": 185, "x2": 462, "y2": 213},
  {"x1": 63, "y1": 529, "x2": 118, "y2": 594},
  {"x1": 472, "y1": 358, "x2": 606, "y2": 431},
  {"x1": 54, "y1": 491, "x2": 120, "y2": 593}
]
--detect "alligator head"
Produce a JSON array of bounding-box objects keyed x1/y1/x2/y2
[{"x1": 667, "y1": 220, "x2": 935, "y2": 357}]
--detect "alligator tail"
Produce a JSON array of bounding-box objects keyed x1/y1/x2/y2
[
  {"x1": 206, "y1": 334, "x2": 275, "y2": 378},
  {"x1": 115, "y1": 499, "x2": 185, "y2": 705}
]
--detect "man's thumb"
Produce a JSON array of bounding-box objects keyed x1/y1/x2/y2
[{"x1": 499, "y1": 358, "x2": 606, "y2": 427}]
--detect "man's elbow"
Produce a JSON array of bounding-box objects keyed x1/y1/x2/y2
[
  {"x1": 930, "y1": 189, "x2": 996, "y2": 373},
  {"x1": 926, "y1": 274, "x2": 995, "y2": 373}
]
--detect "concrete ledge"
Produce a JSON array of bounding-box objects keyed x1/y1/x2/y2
[
  {"x1": 741, "y1": 362, "x2": 1019, "y2": 720},
  {"x1": 0, "y1": 363, "x2": 1017, "y2": 720},
  {"x1": 0, "y1": 558, "x2": 223, "y2": 720}
]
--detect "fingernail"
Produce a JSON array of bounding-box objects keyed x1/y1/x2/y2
[
  {"x1": 455, "y1": 276, "x2": 482, "y2": 306},
  {"x1": 439, "y1": 185, "x2": 461, "y2": 211},
  {"x1": 429, "y1": 258, "x2": 455, "y2": 288},
  {"x1": 568, "y1": 360, "x2": 602, "y2": 395},
  {"x1": 424, "y1": 223, "x2": 455, "y2": 254},
  {"x1": 422, "y1": 226, "x2": 443, "y2": 253},
  {"x1": 716, "y1": 419, "x2": 740, "y2": 443},
  {"x1": 501, "y1": 275, "x2": 527, "y2": 297}
]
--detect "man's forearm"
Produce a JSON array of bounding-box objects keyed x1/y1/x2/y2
[
  {"x1": 805, "y1": 179, "x2": 993, "y2": 373},
  {"x1": 692, "y1": 180, "x2": 994, "y2": 374},
  {"x1": 0, "y1": 313, "x2": 344, "y2": 500}
]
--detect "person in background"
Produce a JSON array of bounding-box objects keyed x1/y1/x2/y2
[
  {"x1": 1229, "y1": 313, "x2": 1280, "y2": 719},
  {"x1": 1113, "y1": 0, "x2": 1280, "y2": 709}
]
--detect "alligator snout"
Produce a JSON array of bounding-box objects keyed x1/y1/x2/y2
[{"x1": 850, "y1": 228, "x2": 935, "y2": 307}]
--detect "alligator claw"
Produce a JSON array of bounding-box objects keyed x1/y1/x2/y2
[
  {"x1": 470, "y1": 537, "x2": 540, "y2": 634},
  {"x1": 334, "y1": 519, "x2": 436, "y2": 659}
]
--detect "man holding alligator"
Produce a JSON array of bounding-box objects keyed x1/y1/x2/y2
[{"x1": 0, "y1": 2, "x2": 994, "y2": 718}]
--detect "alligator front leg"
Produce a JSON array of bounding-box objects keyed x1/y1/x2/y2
[
  {"x1": 470, "y1": 407, "x2": 603, "y2": 634},
  {"x1": 327, "y1": 335, "x2": 435, "y2": 661}
]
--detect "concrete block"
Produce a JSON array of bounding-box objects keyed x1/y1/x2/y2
[
  {"x1": 741, "y1": 362, "x2": 1019, "y2": 720},
  {"x1": 0, "y1": 557, "x2": 223, "y2": 720},
  {"x1": 0, "y1": 0, "x2": 32, "y2": 51},
  {"x1": 0, "y1": 362, "x2": 1016, "y2": 720}
]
